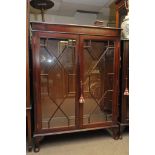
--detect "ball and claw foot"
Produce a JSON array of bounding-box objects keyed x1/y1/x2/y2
[
  {"x1": 34, "y1": 145, "x2": 40, "y2": 153},
  {"x1": 28, "y1": 145, "x2": 32, "y2": 152},
  {"x1": 119, "y1": 134, "x2": 123, "y2": 139},
  {"x1": 33, "y1": 136, "x2": 43, "y2": 152},
  {"x1": 113, "y1": 134, "x2": 120, "y2": 140},
  {"x1": 112, "y1": 128, "x2": 120, "y2": 140}
]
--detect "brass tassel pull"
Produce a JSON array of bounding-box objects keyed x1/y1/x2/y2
[
  {"x1": 79, "y1": 95, "x2": 85, "y2": 104},
  {"x1": 79, "y1": 80, "x2": 85, "y2": 104},
  {"x1": 124, "y1": 77, "x2": 129, "y2": 96}
]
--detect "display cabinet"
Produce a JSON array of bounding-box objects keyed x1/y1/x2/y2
[
  {"x1": 31, "y1": 22, "x2": 121, "y2": 152},
  {"x1": 115, "y1": 0, "x2": 129, "y2": 135}
]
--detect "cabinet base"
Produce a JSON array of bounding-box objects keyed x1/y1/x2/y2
[
  {"x1": 119, "y1": 123, "x2": 129, "y2": 139},
  {"x1": 33, "y1": 125, "x2": 119, "y2": 152}
]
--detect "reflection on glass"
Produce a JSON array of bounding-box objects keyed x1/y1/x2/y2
[{"x1": 40, "y1": 38, "x2": 76, "y2": 129}]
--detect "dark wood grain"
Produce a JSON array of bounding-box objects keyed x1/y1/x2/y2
[
  {"x1": 26, "y1": 0, "x2": 32, "y2": 152},
  {"x1": 121, "y1": 40, "x2": 129, "y2": 124}
]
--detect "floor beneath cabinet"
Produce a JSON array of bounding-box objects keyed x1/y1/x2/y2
[{"x1": 27, "y1": 129, "x2": 129, "y2": 155}]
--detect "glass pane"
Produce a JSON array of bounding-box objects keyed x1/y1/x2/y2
[
  {"x1": 83, "y1": 40, "x2": 115, "y2": 124},
  {"x1": 40, "y1": 38, "x2": 76, "y2": 129}
]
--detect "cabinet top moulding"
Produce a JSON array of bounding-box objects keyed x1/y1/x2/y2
[{"x1": 30, "y1": 21, "x2": 121, "y2": 37}]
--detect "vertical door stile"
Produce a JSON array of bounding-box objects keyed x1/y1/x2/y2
[
  {"x1": 117, "y1": 40, "x2": 120, "y2": 123},
  {"x1": 79, "y1": 35, "x2": 84, "y2": 128},
  {"x1": 112, "y1": 39, "x2": 120, "y2": 123},
  {"x1": 33, "y1": 32, "x2": 42, "y2": 132},
  {"x1": 37, "y1": 32, "x2": 42, "y2": 131},
  {"x1": 75, "y1": 35, "x2": 80, "y2": 128}
]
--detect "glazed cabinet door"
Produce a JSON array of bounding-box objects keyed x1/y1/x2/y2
[
  {"x1": 79, "y1": 36, "x2": 120, "y2": 127},
  {"x1": 32, "y1": 32, "x2": 79, "y2": 131}
]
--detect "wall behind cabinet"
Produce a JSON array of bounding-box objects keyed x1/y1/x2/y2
[{"x1": 30, "y1": 12, "x2": 109, "y2": 26}]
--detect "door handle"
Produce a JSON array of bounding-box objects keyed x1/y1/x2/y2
[
  {"x1": 79, "y1": 95, "x2": 85, "y2": 104},
  {"x1": 79, "y1": 80, "x2": 85, "y2": 104},
  {"x1": 124, "y1": 76, "x2": 129, "y2": 96}
]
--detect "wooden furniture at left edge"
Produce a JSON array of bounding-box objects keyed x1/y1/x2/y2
[{"x1": 26, "y1": 0, "x2": 32, "y2": 151}]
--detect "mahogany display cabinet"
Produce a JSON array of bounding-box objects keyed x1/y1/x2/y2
[
  {"x1": 31, "y1": 22, "x2": 121, "y2": 152},
  {"x1": 115, "y1": 0, "x2": 129, "y2": 135}
]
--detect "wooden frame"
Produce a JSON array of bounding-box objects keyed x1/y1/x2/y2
[{"x1": 26, "y1": 0, "x2": 32, "y2": 152}]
